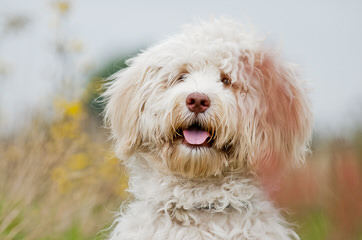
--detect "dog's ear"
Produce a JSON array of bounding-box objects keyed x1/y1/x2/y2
[
  {"x1": 103, "y1": 56, "x2": 157, "y2": 157},
  {"x1": 244, "y1": 50, "x2": 312, "y2": 171}
]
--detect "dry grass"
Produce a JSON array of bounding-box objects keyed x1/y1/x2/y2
[
  {"x1": 0, "y1": 99, "x2": 127, "y2": 240},
  {"x1": 264, "y1": 134, "x2": 362, "y2": 240},
  {"x1": 2, "y1": 2, "x2": 361, "y2": 238},
  {"x1": 1, "y1": 98, "x2": 361, "y2": 240}
]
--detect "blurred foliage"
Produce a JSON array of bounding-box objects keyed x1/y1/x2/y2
[
  {"x1": 0, "y1": 14, "x2": 31, "y2": 79},
  {"x1": 0, "y1": 98, "x2": 128, "y2": 240},
  {"x1": 0, "y1": 3, "x2": 129, "y2": 238},
  {"x1": 1, "y1": 15, "x2": 30, "y2": 34},
  {"x1": 84, "y1": 53, "x2": 137, "y2": 118},
  {"x1": 1, "y1": 1, "x2": 361, "y2": 239},
  {"x1": 52, "y1": 0, "x2": 71, "y2": 15},
  {"x1": 298, "y1": 210, "x2": 329, "y2": 240},
  {"x1": 266, "y1": 131, "x2": 362, "y2": 240},
  {"x1": 1, "y1": 97, "x2": 361, "y2": 239}
]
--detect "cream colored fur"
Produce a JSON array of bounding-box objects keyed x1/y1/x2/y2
[{"x1": 103, "y1": 18, "x2": 312, "y2": 240}]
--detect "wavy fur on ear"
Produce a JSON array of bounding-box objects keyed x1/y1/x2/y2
[
  {"x1": 242, "y1": 50, "x2": 312, "y2": 171},
  {"x1": 103, "y1": 56, "x2": 162, "y2": 157}
]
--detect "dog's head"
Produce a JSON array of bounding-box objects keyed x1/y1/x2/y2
[{"x1": 104, "y1": 19, "x2": 312, "y2": 179}]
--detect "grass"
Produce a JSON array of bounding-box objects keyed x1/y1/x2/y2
[
  {"x1": 270, "y1": 134, "x2": 362, "y2": 240},
  {"x1": 2, "y1": 1, "x2": 360, "y2": 238},
  {"x1": 0, "y1": 98, "x2": 361, "y2": 239},
  {"x1": 0, "y1": 99, "x2": 127, "y2": 240}
]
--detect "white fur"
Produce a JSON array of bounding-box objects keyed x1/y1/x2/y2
[{"x1": 104, "y1": 18, "x2": 312, "y2": 240}]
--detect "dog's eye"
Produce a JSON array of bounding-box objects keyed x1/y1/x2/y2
[
  {"x1": 221, "y1": 75, "x2": 232, "y2": 86},
  {"x1": 177, "y1": 74, "x2": 187, "y2": 82}
]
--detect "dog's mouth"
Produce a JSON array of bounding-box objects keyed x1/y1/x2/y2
[{"x1": 177, "y1": 123, "x2": 213, "y2": 147}]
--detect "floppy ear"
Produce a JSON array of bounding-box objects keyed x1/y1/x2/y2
[
  {"x1": 103, "y1": 57, "x2": 153, "y2": 157},
  {"x1": 245, "y1": 50, "x2": 312, "y2": 171}
]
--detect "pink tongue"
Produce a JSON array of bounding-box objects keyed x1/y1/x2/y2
[{"x1": 183, "y1": 129, "x2": 210, "y2": 145}]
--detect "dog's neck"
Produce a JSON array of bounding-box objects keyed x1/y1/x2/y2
[{"x1": 125, "y1": 154, "x2": 266, "y2": 215}]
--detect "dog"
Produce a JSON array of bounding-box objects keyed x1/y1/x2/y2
[{"x1": 103, "y1": 18, "x2": 312, "y2": 240}]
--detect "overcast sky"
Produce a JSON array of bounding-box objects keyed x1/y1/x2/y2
[{"x1": 1, "y1": 0, "x2": 362, "y2": 135}]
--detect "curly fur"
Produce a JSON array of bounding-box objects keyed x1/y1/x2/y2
[{"x1": 103, "y1": 18, "x2": 312, "y2": 240}]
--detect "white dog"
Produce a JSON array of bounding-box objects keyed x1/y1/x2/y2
[{"x1": 104, "y1": 18, "x2": 312, "y2": 240}]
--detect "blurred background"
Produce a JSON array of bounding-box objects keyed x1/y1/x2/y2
[{"x1": 0, "y1": 0, "x2": 361, "y2": 239}]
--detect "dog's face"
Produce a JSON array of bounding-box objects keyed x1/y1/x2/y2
[{"x1": 104, "y1": 19, "x2": 312, "y2": 179}]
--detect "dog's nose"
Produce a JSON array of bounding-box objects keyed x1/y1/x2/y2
[{"x1": 186, "y1": 92, "x2": 210, "y2": 114}]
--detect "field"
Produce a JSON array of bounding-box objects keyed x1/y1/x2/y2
[
  {"x1": 1, "y1": 2, "x2": 361, "y2": 238},
  {"x1": 1, "y1": 98, "x2": 361, "y2": 240}
]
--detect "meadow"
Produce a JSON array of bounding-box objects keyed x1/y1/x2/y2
[
  {"x1": 1, "y1": 1, "x2": 361, "y2": 239},
  {"x1": 0, "y1": 99, "x2": 128, "y2": 240},
  {"x1": 1, "y1": 56, "x2": 362, "y2": 240},
  {"x1": 1, "y1": 96, "x2": 361, "y2": 240}
]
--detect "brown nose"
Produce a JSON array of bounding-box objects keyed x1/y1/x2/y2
[{"x1": 186, "y1": 92, "x2": 210, "y2": 114}]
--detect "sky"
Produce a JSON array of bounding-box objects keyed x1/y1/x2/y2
[{"x1": 1, "y1": 0, "x2": 362, "y2": 135}]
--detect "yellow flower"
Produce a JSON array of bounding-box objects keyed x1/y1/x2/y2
[
  {"x1": 67, "y1": 153, "x2": 89, "y2": 171},
  {"x1": 64, "y1": 101, "x2": 82, "y2": 118},
  {"x1": 54, "y1": 1, "x2": 70, "y2": 14},
  {"x1": 53, "y1": 98, "x2": 83, "y2": 120}
]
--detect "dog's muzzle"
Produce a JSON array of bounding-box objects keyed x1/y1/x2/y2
[{"x1": 180, "y1": 92, "x2": 213, "y2": 147}]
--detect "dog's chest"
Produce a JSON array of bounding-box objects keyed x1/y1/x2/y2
[
  {"x1": 111, "y1": 171, "x2": 297, "y2": 240},
  {"x1": 111, "y1": 178, "x2": 293, "y2": 240},
  {"x1": 111, "y1": 198, "x2": 296, "y2": 240},
  {"x1": 119, "y1": 200, "x2": 248, "y2": 238}
]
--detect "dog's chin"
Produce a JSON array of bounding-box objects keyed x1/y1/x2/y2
[
  {"x1": 162, "y1": 141, "x2": 228, "y2": 179},
  {"x1": 161, "y1": 123, "x2": 231, "y2": 178},
  {"x1": 156, "y1": 116, "x2": 241, "y2": 178}
]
